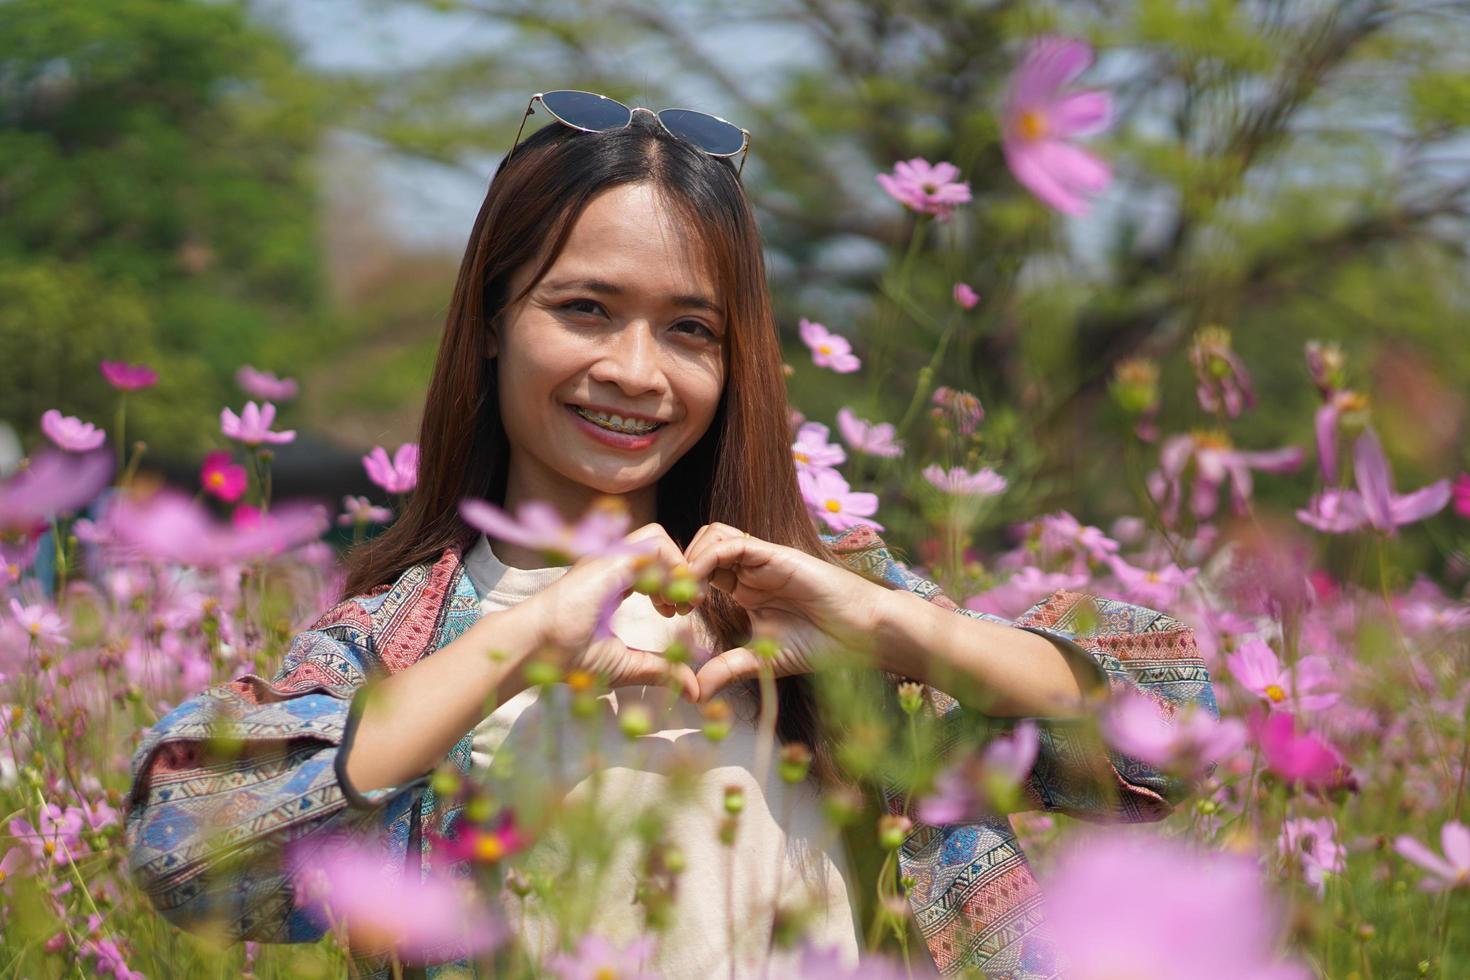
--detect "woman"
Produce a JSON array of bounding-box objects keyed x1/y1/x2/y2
[{"x1": 124, "y1": 97, "x2": 1217, "y2": 979}]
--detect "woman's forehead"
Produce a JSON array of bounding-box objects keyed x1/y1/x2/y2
[{"x1": 548, "y1": 184, "x2": 721, "y2": 297}]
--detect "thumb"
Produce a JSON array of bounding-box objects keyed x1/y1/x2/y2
[
  {"x1": 619, "y1": 645, "x2": 700, "y2": 703},
  {"x1": 694, "y1": 646, "x2": 764, "y2": 704}
]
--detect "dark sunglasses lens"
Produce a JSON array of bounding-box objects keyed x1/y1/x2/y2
[
  {"x1": 541, "y1": 90, "x2": 631, "y2": 131},
  {"x1": 657, "y1": 108, "x2": 745, "y2": 155}
]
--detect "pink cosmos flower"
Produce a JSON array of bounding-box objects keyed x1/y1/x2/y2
[
  {"x1": 964, "y1": 567, "x2": 1091, "y2": 618},
  {"x1": 40, "y1": 409, "x2": 106, "y2": 452},
  {"x1": 798, "y1": 318, "x2": 861, "y2": 373},
  {"x1": 1278, "y1": 816, "x2": 1346, "y2": 896},
  {"x1": 835, "y1": 407, "x2": 904, "y2": 459},
  {"x1": 1225, "y1": 639, "x2": 1339, "y2": 714},
  {"x1": 547, "y1": 934, "x2": 658, "y2": 980},
  {"x1": 1149, "y1": 432, "x2": 1304, "y2": 524},
  {"x1": 1102, "y1": 691, "x2": 1244, "y2": 775},
  {"x1": 1000, "y1": 37, "x2": 1114, "y2": 217},
  {"x1": 875, "y1": 157, "x2": 973, "y2": 221},
  {"x1": 1036, "y1": 510, "x2": 1119, "y2": 566},
  {"x1": 1189, "y1": 327, "x2": 1256, "y2": 418},
  {"x1": 917, "y1": 721, "x2": 1039, "y2": 823},
  {"x1": 794, "y1": 941, "x2": 907, "y2": 979},
  {"x1": 1313, "y1": 389, "x2": 1369, "y2": 483},
  {"x1": 458, "y1": 496, "x2": 642, "y2": 564},
  {"x1": 922, "y1": 464, "x2": 1007, "y2": 497},
  {"x1": 220, "y1": 401, "x2": 295, "y2": 446},
  {"x1": 791, "y1": 422, "x2": 846, "y2": 474},
  {"x1": 797, "y1": 467, "x2": 883, "y2": 532},
  {"x1": 288, "y1": 836, "x2": 505, "y2": 963},
  {"x1": 1296, "y1": 429, "x2": 1450, "y2": 535},
  {"x1": 431, "y1": 810, "x2": 526, "y2": 866},
  {"x1": 106, "y1": 487, "x2": 327, "y2": 566},
  {"x1": 1393, "y1": 820, "x2": 1470, "y2": 891},
  {"x1": 99, "y1": 361, "x2": 158, "y2": 392},
  {"x1": 1106, "y1": 556, "x2": 1197, "y2": 608},
  {"x1": 338, "y1": 495, "x2": 393, "y2": 527},
  {"x1": 8, "y1": 597, "x2": 68, "y2": 646},
  {"x1": 0, "y1": 450, "x2": 112, "y2": 576},
  {"x1": 199, "y1": 451, "x2": 247, "y2": 503},
  {"x1": 81, "y1": 936, "x2": 144, "y2": 980},
  {"x1": 1042, "y1": 831, "x2": 1311, "y2": 980},
  {"x1": 953, "y1": 282, "x2": 980, "y2": 309},
  {"x1": 1249, "y1": 710, "x2": 1347, "y2": 789},
  {"x1": 362, "y1": 443, "x2": 419, "y2": 494},
  {"x1": 236, "y1": 365, "x2": 299, "y2": 402},
  {"x1": 1453, "y1": 473, "x2": 1470, "y2": 519},
  {"x1": 10, "y1": 805, "x2": 87, "y2": 865},
  {"x1": 930, "y1": 386, "x2": 984, "y2": 434}
]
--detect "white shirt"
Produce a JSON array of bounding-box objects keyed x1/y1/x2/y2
[{"x1": 463, "y1": 534, "x2": 861, "y2": 978}]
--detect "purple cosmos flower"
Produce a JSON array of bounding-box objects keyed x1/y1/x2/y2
[
  {"x1": 288, "y1": 836, "x2": 505, "y2": 963},
  {"x1": 99, "y1": 361, "x2": 158, "y2": 392},
  {"x1": 875, "y1": 157, "x2": 973, "y2": 221},
  {"x1": 458, "y1": 496, "x2": 642, "y2": 564},
  {"x1": 953, "y1": 282, "x2": 980, "y2": 309},
  {"x1": 1189, "y1": 326, "x2": 1256, "y2": 418},
  {"x1": 236, "y1": 365, "x2": 299, "y2": 402},
  {"x1": 922, "y1": 464, "x2": 1007, "y2": 497},
  {"x1": 8, "y1": 597, "x2": 68, "y2": 646},
  {"x1": 1296, "y1": 428, "x2": 1450, "y2": 535},
  {"x1": 1394, "y1": 821, "x2": 1470, "y2": 891},
  {"x1": 547, "y1": 934, "x2": 659, "y2": 980},
  {"x1": 199, "y1": 451, "x2": 247, "y2": 503},
  {"x1": 791, "y1": 421, "x2": 846, "y2": 473},
  {"x1": 106, "y1": 487, "x2": 327, "y2": 566},
  {"x1": 1225, "y1": 639, "x2": 1340, "y2": 714},
  {"x1": 220, "y1": 401, "x2": 296, "y2": 446},
  {"x1": 362, "y1": 443, "x2": 419, "y2": 494},
  {"x1": 835, "y1": 407, "x2": 904, "y2": 459},
  {"x1": 40, "y1": 409, "x2": 106, "y2": 452},
  {"x1": 1000, "y1": 36, "x2": 1114, "y2": 217},
  {"x1": 929, "y1": 386, "x2": 984, "y2": 435},
  {"x1": 798, "y1": 318, "x2": 861, "y2": 373},
  {"x1": 338, "y1": 495, "x2": 393, "y2": 527},
  {"x1": 1278, "y1": 816, "x2": 1346, "y2": 896},
  {"x1": 1149, "y1": 432, "x2": 1304, "y2": 524},
  {"x1": 1042, "y1": 831, "x2": 1311, "y2": 980},
  {"x1": 798, "y1": 466, "x2": 883, "y2": 532}
]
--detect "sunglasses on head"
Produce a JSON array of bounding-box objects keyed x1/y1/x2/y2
[{"x1": 505, "y1": 89, "x2": 751, "y2": 178}]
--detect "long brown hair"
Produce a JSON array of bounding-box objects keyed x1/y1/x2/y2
[{"x1": 341, "y1": 114, "x2": 859, "y2": 784}]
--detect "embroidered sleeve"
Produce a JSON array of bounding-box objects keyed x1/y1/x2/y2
[
  {"x1": 821, "y1": 527, "x2": 1217, "y2": 823},
  {"x1": 123, "y1": 600, "x2": 425, "y2": 943}
]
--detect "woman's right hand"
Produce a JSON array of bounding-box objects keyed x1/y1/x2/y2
[{"x1": 516, "y1": 522, "x2": 701, "y2": 701}]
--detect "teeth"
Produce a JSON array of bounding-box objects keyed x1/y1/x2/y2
[{"x1": 574, "y1": 406, "x2": 661, "y2": 434}]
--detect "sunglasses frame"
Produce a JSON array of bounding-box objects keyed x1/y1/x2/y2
[{"x1": 505, "y1": 89, "x2": 751, "y2": 178}]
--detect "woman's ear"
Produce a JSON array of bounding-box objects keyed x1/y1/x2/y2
[{"x1": 485, "y1": 315, "x2": 500, "y2": 360}]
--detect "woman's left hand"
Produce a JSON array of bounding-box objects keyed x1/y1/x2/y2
[{"x1": 681, "y1": 522, "x2": 892, "y2": 702}]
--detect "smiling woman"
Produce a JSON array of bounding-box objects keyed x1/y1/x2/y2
[{"x1": 124, "y1": 102, "x2": 1216, "y2": 980}]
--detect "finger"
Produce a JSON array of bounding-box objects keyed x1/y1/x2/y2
[
  {"x1": 681, "y1": 524, "x2": 745, "y2": 582},
  {"x1": 693, "y1": 646, "x2": 763, "y2": 704},
  {"x1": 622, "y1": 647, "x2": 700, "y2": 703},
  {"x1": 683, "y1": 535, "x2": 762, "y2": 584},
  {"x1": 621, "y1": 525, "x2": 688, "y2": 615}
]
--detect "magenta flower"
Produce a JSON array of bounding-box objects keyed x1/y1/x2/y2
[
  {"x1": 1452, "y1": 473, "x2": 1470, "y2": 519},
  {"x1": 431, "y1": 810, "x2": 526, "y2": 866},
  {"x1": 1394, "y1": 821, "x2": 1470, "y2": 891},
  {"x1": 289, "y1": 836, "x2": 505, "y2": 963},
  {"x1": 1189, "y1": 327, "x2": 1256, "y2": 419},
  {"x1": 875, "y1": 157, "x2": 972, "y2": 221},
  {"x1": 791, "y1": 421, "x2": 846, "y2": 474},
  {"x1": 1225, "y1": 639, "x2": 1339, "y2": 714},
  {"x1": 918, "y1": 721, "x2": 1039, "y2": 823},
  {"x1": 1000, "y1": 36, "x2": 1113, "y2": 217},
  {"x1": 236, "y1": 365, "x2": 299, "y2": 402},
  {"x1": 8, "y1": 597, "x2": 68, "y2": 646},
  {"x1": 362, "y1": 443, "x2": 419, "y2": 494},
  {"x1": 338, "y1": 495, "x2": 393, "y2": 527},
  {"x1": 922, "y1": 464, "x2": 1007, "y2": 497},
  {"x1": 106, "y1": 487, "x2": 326, "y2": 566},
  {"x1": 547, "y1": 934, "x2": 658, "y2": 980},
  {"x1": 1278, "y1": 816, "x2": 1346, "y2": 896},
  {"x1": 1249, "y1": 710, "x2": 1346, "y2": 789},
  {"x1": 798, "y1": 318, "x2": 861, "y2": 373},
  {"x1": 199, "y1": 451, "x2": 247, "y2": 503},
  {"x1": 953, "y1": 282, "x2": 980, "y2": 309},
  {"x1": 458, "y1": 496, "x2": 640, "y2": 564},
  {"x1": 99, "y1": 361, "x2": 158, "y2": 392},
  {"x1": 1106, "y1": 556, "x2": 1197, "y2": 608},
  {"x1": 220, "y1": 401, "x2": 295, "y2": 447},
  {"x1": 1042, "y1": 831, "x2": 1310, "y2": 980},
  {"x1": 1149, "y1": 432, "x2": 1304, "y2": 524},
  {"x1": 930, "y1": 386, "x2": 984, "y2": 435},
  {"x1": 40, "y1": 409, "x2": 106, "y2": 452},
  {"x1": 835, "y1": 408, "x2": 904, "y2": 459},
  {"x1": 798, "y1": 466, "x2": 883, "y2": 532},
  {"x1": 1296, "y1": 428, "x2": 1450, "y2": 535},
  {"x1": 0, "y1": 450, "x2": 113, "y2": 570}
]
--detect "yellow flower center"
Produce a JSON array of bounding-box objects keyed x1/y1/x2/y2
[
  {"x1": 1264, "y1": 684, "x2": 1286, "y2": 703},
  {"x1": 793, "y1": 451, "x2": 809, "y2": 463},
  {"x1": 474, "y1": 835, "x2": 505, "y2": 862},
  {"x1": 818, "y1": 343, "x2": 832, "y2": 355},
  {"x1": 594, "y1": 969, "x2": 618, "y2": 980},
  {"x1": 208, "y1": 472, "x2": 225, "y2": 487},
  {"x1": 566, "y1": 670, "x2": 595, "y2": 692},
  {"x1": 824, "y1": 499, "x2": 842, "y2": 513},
  {"x1": 1146, "y1": 571, "x2": 1160, "y2": 583},
  {"x1": 1018, "y1": 109, "x2": 1049, "y2": 141}
]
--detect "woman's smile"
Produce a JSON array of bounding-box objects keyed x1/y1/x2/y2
[{"x1": 564, "y1": 401, "x2": 667, "y2": 450}]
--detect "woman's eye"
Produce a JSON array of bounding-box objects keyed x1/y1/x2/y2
[
  {"x1": 561, "y1": 299, "x2": 604, "y2": 316},
  {"x1": 675, "y1": 320, "x2": 719, "y2": 340}
]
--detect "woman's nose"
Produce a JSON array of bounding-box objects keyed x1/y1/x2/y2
[{"x1": 590, "y1": 321, "x2": 666, "y2": 396}]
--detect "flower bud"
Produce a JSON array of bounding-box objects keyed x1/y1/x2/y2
[
  {"x1": 752, "y1": 637, "x2": 780, "y2": 661},
  {"x1": 430, "y1": 767, "x2": 462, "y2": 798},
  {"x1": 523, "y1": 660, "x2": 561, "y2": 687},
  {"x1": 701, "y1": 701, "x2": 732, "y2": 742},
  {"x1": 723, "y1": 785, "x2": 745, "y2": 815},
  {"x1": 878, "y1": 814, "x2": 913, "y2": 850},
  {"x1": 619, "y1": 705, "x2": 653, "y2": 739},
  {"x1": 778, "y1": 743, "x2": 812, "y2": 784},
  {"x1": 664, "y1": 573, "x2": 698, "y2": 605},
  {"x1": 897, "y1": 682, "x2": 924, "y2": 716},
  {"x1": 1110, "y1": 358, "x2": 1160, "y2": 415}
]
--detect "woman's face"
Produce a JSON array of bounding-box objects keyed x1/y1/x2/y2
[{"x1": 490, "y1": 182, "x2": 728, "y2": 505}]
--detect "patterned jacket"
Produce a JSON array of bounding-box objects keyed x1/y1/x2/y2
[{"x1": 124, "y1": 523, "x2": 1217, "y2": 978}]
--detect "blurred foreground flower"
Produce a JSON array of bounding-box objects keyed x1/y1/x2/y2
[
  {"x1": 363, "y1": 443, "x2": 419, "y2": 495},
  {"x1": 41, "y1": 410, "x2": 106, "y2": 452},
  {"x1": 1000, "y1": 36, "x2": 1113, "y2": 216},
  {"x1": 338, "y1": 495, "x2": 393, "y2": 527},
  {"x1": 220, "y1": 401, "x2": 295, "y2": 447},
  {"x1": 547, "y1": 934, "x2": 657, "y2": 980},
  {"x1": 953, "y1": 282, "x2": 980, "y2": 309},
  {"x1": 923, "y1": 464, "x2": 1007, "y2": 497},
  {"x1": 917, "y1": 721, "x2": 1038, "y2": 822},
  {"x1": 105, "y1": 487, "x2": 326, "y2": 566},
  {"x1": 289, "y1": 837, "x2": 504, "y2": 963},
  {"x1": 930, "y1": 386, "x2": 983, "y2": 435},
  {"x1": 875, "y1": 157, "x2": 972, "y2": 221},
  {"x1": 1393, "y1": 820, "x2": 1470, "y2": 891},
  {"x1": 798, "y1": 318, "x2": 861, "y2": 373},
  {"x1": 1189, "y1": 327, "x2": 1255, "y2": 419},
  {"x1": 236, "y1": 365, "x2": 299, "y2": 402},
  {"x1": 1453, "y1": 473, "x2": 1470, "y2": 519},
  {"x1": 100, "y1": 361, "x2": 158, "y2": 391},
  {"x1": 1150, "y1": 432, "x2": 1303, "y2": 524},
  {"x1": 1043, "y1": 831, "x2": 1310, "y2": 980},
  {"x1": 458, "y1": 496, "x2": 641, "y2": 564},
  {"x1": 1297, "y1": 428, "x2": 1450, "y2": 535},
  {"x1": 1278, "y1": 816, "x2": 1346, "y2": 896},
  {"x1": 836, "y1": 407, "x2": 904, "y2": 459},
  {"x1": 1102, "y1": 691, "x2": 1241, "y2": 777},
  {"x1": 8, "y1": 597, "x2": 68, "y2": 646},
  {"x1": 794, "y1": 941, "x2": 907, "y2": 979},
  {"x1": 0, "y1": 449, "x2": 113, "y2": 574}
]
